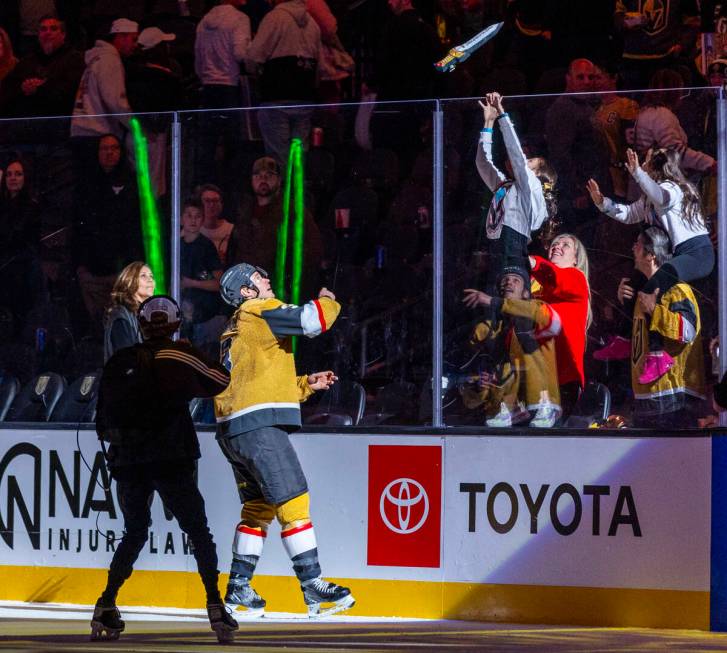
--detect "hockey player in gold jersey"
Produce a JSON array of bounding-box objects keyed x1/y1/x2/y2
[{"x1": 214, "y1": 263, "x2": 354, "y2": 619}]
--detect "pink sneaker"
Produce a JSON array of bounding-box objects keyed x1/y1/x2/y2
[
  {"x1": 638, "y1": 351, "x2": 675, "y2": 385},
  {"x1": 593, "y1": 336, "x2": 631, "y2": 361}
]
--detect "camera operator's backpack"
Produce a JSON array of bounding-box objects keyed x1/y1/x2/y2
[{"x1": 95, "y1": 343, "x2": 160, "y2": 445}]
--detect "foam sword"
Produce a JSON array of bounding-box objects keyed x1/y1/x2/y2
[{"x1": 434, "y1": 21, "x2": 504, "y2": 73}]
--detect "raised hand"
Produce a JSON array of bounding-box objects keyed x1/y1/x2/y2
[
  {"x1": 478, "y1": 98, "x2": 498, "y2": 124},
  {"x1": 463, "y1": 288, "x2": 492, "y2": 308},
  {"x1": 586, "y1": 178, "x2": 604, "y2": 205},
  {"x1": 625, "y1": 148, "x2": 640, "y2": 175},
  {"x1": 486, "y1": 91, "x2": 505, "y2": 114},
  {"x1": 318, "y1": 287, "x2": 336, "y2": 301}
]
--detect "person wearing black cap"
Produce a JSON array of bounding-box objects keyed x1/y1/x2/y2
[
  {"x1": 213, "y1": 262, "x2": 354, "y2": 618},
  {"x1": 92, "y1": 295, "x2": 238, "y2": 643},
  {"x1": 463, "y1": 265, "x2": 562, "y2": 427}
]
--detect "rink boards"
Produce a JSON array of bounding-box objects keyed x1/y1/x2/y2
[{"x1": 0, "y1": 427, "x2": 722, "y2": 629}]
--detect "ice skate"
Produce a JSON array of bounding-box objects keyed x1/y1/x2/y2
[
  {"x1": 225, "y1": 577, "x2": 266, "y2": 618},
  {"x1": 301, "y1": 577, "x2": 355, "y2": 618},
  {"x1": 90, "y1": 603, "x2": 125, "y2": 641},
  {"x1": 207, "y1": 602, "x2": 239, "y2": 643}
]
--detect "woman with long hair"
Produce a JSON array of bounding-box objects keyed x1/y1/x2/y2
[
  {"x1": 587, "y1": 147, "x2": 713, "y2": 384},
  {"x1": 0, "y1": 157, "x2": 43, "y2": 329},
  {"x1": 529, "y1": 233, "x2": 591, "y2": 417},
  {"x1": 103, "y1": 262, "x2": 156, "y2": 361}
]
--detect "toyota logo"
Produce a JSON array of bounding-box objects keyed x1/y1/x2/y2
[{"x1": 379, "y1": 478, "x2": 429, "y2": 534}]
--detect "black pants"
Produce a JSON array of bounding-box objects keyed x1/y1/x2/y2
[
  {"x1": 102, "y1": 463, "x2": 220, "y2": 604},
  {"x1": 486, "y1": 226, "x2": 529, "y2": 294}
]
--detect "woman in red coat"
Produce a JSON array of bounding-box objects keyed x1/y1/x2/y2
[{"x1": 529, "y1": 233, "x2": 591, "y2": 416}]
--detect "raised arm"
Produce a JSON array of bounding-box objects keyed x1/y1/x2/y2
[
  {"x1": 261, "y1": 292, "x2": 341, "y2": 338},
  {"x1": 475, "y1": 98, "x2": 506, "y2": 191},
  {"x1": 586, "y1": 176, "x2": 649, "y2": 225}
]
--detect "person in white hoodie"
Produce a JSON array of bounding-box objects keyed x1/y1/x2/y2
[
  {"x1": 246, "y1": 0, "x2": 322, "y2": 166},
  {"x1": 194, "y1": 0, "x2": 251, "y2": 183},
  {"x1": 71, "y1": 18, "x2": 138, "y2": 141},
  {"x1": 587, "y1": 147, "x2": 714, "y2": 385},
  {"x1": 476, "y1": 92, "x2": 557, "y2": 294}
]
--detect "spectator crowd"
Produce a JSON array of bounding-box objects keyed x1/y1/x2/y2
[{"x1": 0, "y1": 0, "x2": 724, "y2": 428}]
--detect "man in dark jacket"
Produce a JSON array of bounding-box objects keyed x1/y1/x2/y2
[
  {"x1": 92, "y1": 295, "x2": 238, "y2": 643},
  {"x1": 0, "y1": 15, "x2": 83, "y2": 118}
]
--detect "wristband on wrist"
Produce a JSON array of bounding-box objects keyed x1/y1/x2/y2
[
  {"x1": 496, "y1": 112, "x2": 509, "y2": 121},
  {"x1": 481, "y1": 127, "x2": 493, "y2": 133}
]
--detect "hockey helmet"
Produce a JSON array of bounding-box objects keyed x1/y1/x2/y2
[
  {"x1": 138, "y1": 294, "x2": 181, "y2": 324},
  {"x1": 220, "y1": 263, "x2": 269, "y2": 306},
  {"x1": 138, "y1": 295, "x2": 181, "y2": 338}
]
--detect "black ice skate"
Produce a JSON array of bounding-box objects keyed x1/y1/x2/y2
[
  {"x1": 90, "y1": 603, "x2": 125, "y2": 640},
  {"x1": 225, "y1": 577, "x2": 266, "y2": 618},
  {"x1": 207, "y1": 603, "x2": 239, "y2": 643},
  {"x1": 301, "y1": 577, "x2": 355, "y2": 618}
]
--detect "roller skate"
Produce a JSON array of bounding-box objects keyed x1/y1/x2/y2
[
  {"x1": 301, "y1": 577, "x2": 355, "y2": 618},
  {"x1": 224, "y1": 577, "x2": 266, "y2": 618},
  {"x1": 90, "y1": 603, "x2": 125, "y2": 641},
  {"x1": 207, "y1": 603, "x2": 239, "y2": 643}
]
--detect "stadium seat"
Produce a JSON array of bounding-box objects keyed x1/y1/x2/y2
[
  {"x1": 0, "y1": 374, "x2": 20, "y2": 421},
  {"x1": 564, "y1": 382, "x2": 612, "y2": 428},
  {"x1": 360, "y1": 381, "x2": 418, "y2": 425},
  {"x1": 50, "y1": 371, "x2": 101, "y2": 423},
  {"x1": 304, "y1": 380, "x2": 366, "y2": 426},
  {"x1": 6, "y1": 372, "x2": 66, "y2": 422}
]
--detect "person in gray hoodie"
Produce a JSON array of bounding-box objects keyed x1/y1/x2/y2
[
  {"x1": 194, "y1": 0, "x2": 251, "y2": 183},
  {"x1": 246, "y1": 0, "x2": 321, "y2": 167},
  {"x1": 70, "y1": 18, "x2": 139, "y2": 181}
]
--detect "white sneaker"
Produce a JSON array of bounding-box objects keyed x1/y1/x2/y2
[
  {"x1": 486, "y1": 402, "x2": 529, "y2": 427},
  {"x1": 529, "y1": 399, "x2": 560, "y2": 428}
]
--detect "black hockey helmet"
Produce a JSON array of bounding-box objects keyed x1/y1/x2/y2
[
  {"x1": 220, "y1": 263, "x2": 269, "y2": 307},
  {"x1": 137, "y1": 294, "x2": 181, "y2": 338}
]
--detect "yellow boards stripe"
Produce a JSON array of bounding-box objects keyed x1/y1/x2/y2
[{"x1": 0, "y1": 566, "x2": 709, "y2": 630}]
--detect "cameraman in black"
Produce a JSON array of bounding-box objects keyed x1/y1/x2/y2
[{"x1": 92, "y1": 295, "x2": 238, "y2": 643}]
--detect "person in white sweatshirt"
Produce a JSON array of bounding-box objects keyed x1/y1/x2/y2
[
  {"x1": 587, "y1": 147, "x2": 714, "y2": 384},
  {"x1": 476, "y1": 92, "x2": 557, "y2": 293},
  {"x1": 71, "y1": 18, "x2": 138, "y2": 139},
  {"x1": 194, "y1": 0, "x2": 251, "y2": 183},
  {"x1": 246, "y1": 0, "x2": 321, "y2": 166}
]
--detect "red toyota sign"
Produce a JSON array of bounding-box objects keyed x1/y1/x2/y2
[{"x1": 367, "y1": 445, "x2": 442, "y2": 568}]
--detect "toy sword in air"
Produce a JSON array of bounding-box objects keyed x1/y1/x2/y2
[{"x1": 434, "y1": 21, "x2": 504, "y2": 73}]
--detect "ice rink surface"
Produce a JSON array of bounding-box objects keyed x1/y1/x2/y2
[{"x1": 3, "y1": 602, "x2": 727, "y2": 652}]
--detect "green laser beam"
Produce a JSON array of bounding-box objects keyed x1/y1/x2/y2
[
  {"x1": 130, "y1": 117, "x2": 166, "y2": 294},
  {"x1": 275, "y1": 139, "x2": 306, "y2": 305}
]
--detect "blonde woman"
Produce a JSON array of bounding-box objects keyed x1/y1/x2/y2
[
  {"x1": 103, "y1": 262, "x2": 156, "y2": 361},
  {"x1": 529, "y1": 234, "x2": 591, "y2": 416}
]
